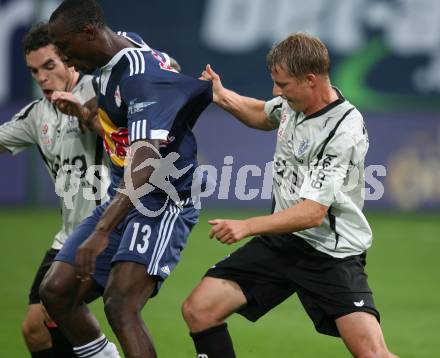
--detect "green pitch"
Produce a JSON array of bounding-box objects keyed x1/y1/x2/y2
[{"x1": 0, "y1": 209, "x2": 438, "y2": 357}]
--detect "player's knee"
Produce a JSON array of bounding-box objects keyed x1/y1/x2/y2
[
  {"x1": 356, "y1": 351, "x2": 386, "y2": 358},
  {"x1": 22, "y1": 317, "x2": 50, "y2": 348},
  {"x1": 39, "y1": 274, "x2": 71, "y2": 312},
  {"x1": 181, "y1": 297, "x2": 197, "y2": 326},
  {"x1": 103, "y1": 293, "x2": 133, "y2": 329},
  {"x1": 39, "y1": 277, "x2": 57, "y2": 309},
  {"x1": 353, "y1": 342, "x2": 391, "y2": 358},
  {"x1": 182, "y1": 296, "x2": 218, "y2": 330},
  {"x1": 22, "y1": 317, "x2": 43, "y2": 341},
  {"x1": 103, "y1": 294, "x2": 119, "y2": 323}
]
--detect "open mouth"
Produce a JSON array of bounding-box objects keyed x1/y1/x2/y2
[{"x1": 42, "y1": 89, "x2": 54, "y2": 99}]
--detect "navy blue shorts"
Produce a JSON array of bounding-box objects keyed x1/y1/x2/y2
[{"x1": 56, "y1": 196, "x2": 198, "y2": 294}]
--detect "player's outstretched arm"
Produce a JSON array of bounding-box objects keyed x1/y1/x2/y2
[
  {"x1": 51, "y1": 92, "x2": 103, "y2": 136},
  {"x1": 200, "y1": 64, "x2": 277, "y2": 131},
  {"x1": 0, "y1": 104, "x2": 37, "y2": 154},
  {"x1": 209, "y1": 199, "x2": 328, "y2": 245}
]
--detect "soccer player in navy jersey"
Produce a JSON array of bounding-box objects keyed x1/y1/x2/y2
[{"x1": 39, "y1": 1, "x2": 212, "y2": 357}]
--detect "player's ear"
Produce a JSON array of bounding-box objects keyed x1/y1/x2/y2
[
  {"x1": 83, "y1": 24, "x2": 96, "y2": 41},
  {"x1": 305, "y1": 73, "x2": 317, "y2": 87}
]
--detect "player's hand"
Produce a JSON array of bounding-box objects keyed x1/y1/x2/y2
[
  {"x1": 51, "y1": 91, "x2": 89, "y2": 132},
  {"x1": 208, "y1": 219, "x2": 251, "y2": 245},
  {"x1": 75, "y1": 230, "x2": 109, "y2": 281},
  {"x1": 51, "y1": 91, "x2": 83, "y2": 116},
  {"x1": 199, "y1": 64, "x2": 224, "y2": 104}
]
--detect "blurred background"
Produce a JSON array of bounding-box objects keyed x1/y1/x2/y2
[
  {"x1": 1, "y1": 0, "x2": 440, "y2": 211},
  {"x1": 0, "y1": 0, "x2": 439, "y2": 357}
]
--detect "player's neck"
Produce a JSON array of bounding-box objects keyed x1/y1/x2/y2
[
  {"x1": 304, "y1": 83, "x2": 338, "y2": 116},
  {"x1": 98, "y1": 27, "x2": 138, "y2": 65},
  {"x1": 65, "y1": 70, "x2": 80, "y2": 92}
]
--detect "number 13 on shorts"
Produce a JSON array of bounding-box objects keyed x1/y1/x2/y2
[{"x1": 129, "y1": 222, "x2": 151, "y2": 254}]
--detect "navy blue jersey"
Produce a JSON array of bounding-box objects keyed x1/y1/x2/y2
[{"x1": 96, "y1": 32, "x2": 212, "y2": 199}]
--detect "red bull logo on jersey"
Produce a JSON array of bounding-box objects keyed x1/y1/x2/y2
[
  {"x1": 151, "y1": 49, "x2": 178, "y2": 73},
  {"x1": 99, "y1": 108, "x2": 129, "y2": 167},
  {"x1": 114, "y1": 86, "x2": 122, "y2": 108}
]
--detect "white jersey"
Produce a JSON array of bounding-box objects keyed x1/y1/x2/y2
[
  {"x1": 0, "y1": 75, "x2": 110, "y2": 249},
  {"x1": 264, "y1": 89, "x2": 372, "y2": 258}
]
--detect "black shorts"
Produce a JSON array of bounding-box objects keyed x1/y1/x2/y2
[
  {"x1": 206, "y1": 235, "x2": 380, "y2": 337},
  {"x1": 28, "y1": 248, "x2": 59, "y2": 304}
]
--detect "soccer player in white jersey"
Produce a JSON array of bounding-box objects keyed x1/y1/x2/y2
[
  {"x1": 182, "y1": 33, "x2": 399, "y2": 358},
  {"x1": 0, "y1": 23, "x2": 109, "y2": 357}
]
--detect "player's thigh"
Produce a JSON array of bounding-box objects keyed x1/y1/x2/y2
[
  {"x1": 203, "y1": 236, "x2": 295, "y2": 323},
  {"x1": 336, "y1": 311, "x2": 388, "y2": 356},
  {"x1": 104, "y1": 261, "x2": 157, "y2": 307}
]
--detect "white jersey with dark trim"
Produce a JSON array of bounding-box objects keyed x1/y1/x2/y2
[
  {"x1": 0, "y1": 75, "x2": 110, "y2": 249},
  {"x1": 264, "y1": 89, "x2": 372, "y2": 258}
]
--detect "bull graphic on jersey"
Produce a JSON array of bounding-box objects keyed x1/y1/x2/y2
[{"x1": 99, "y1": 108, "x2": 129, "y2": 166}]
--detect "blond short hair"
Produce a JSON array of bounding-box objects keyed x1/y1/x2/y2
[{"x1": 266, "y1": 33, "x2": 330, "y2": 79}]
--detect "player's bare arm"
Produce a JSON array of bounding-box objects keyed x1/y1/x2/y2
[
  {"x1": 209, "y1": 199, "x2": 328, "y2": 244},
  {"x1": 0, "y1": 145, "x2": 7, "y2": 154},
  {"x1": 201, "y1": 64, "x2": 278, "y2": 131},
  {"x1": 81, "y1": 96, "x2": 103, "y2": 135},
  {"x1": 75, "y1": 139, "x2": 161, "y2": 278},
  {"x1": 51, "y1": 92, "x2": 103, "y2": 135}
]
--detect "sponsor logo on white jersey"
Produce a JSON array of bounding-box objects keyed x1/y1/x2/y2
[
  {"x1": 297, "y1": 139, "x2": 310, "y2": 157},
  {"x1": 40, "y1": 122, "x2": 52, "y2": 146}
]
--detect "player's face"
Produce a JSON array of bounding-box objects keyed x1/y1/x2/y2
[
  {"x1": 25, "y1": 44, "x2": 75, "y2": 101},
  {"x1": 49, "y1": 18, "x2": 98, "y2": 73},
  {"x1": 271, "y1": 65, "x2": 313, "y2": 113}
]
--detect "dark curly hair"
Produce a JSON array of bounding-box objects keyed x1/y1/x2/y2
[{"x1": 22, "y1": 22, "x2": 54, "y2": 55}]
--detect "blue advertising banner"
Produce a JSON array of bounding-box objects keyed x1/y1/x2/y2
[
  {"x1": 0, "y1": 0, "x2": 439, "y2": 111},
  {"x1": 1, "y1": 102, "x2": 439, "y2": 211},
  {"x1": 192, "y1": 107, "x2": 440, "y2": 211},
  {"x1": 0, "y1": 0, "x2": 438, "y2": 211}
]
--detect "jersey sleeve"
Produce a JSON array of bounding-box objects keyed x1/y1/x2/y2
[
  {"x1": 264, "y1": 96, "x2": 284, "y2": 125},
  {"x1": 299, "y1": 111, "x2": 369, "y2": 206},
  {"x1": 0, "y1": 101, "x2": 39, "y2": 155},
  {"x1": 120, "y1": 71, "x2": 199, "y2": 143}
]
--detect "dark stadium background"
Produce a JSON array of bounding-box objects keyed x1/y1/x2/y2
[{"x1": 0, "y1": 1, "x2": 438, "y2": 357}]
